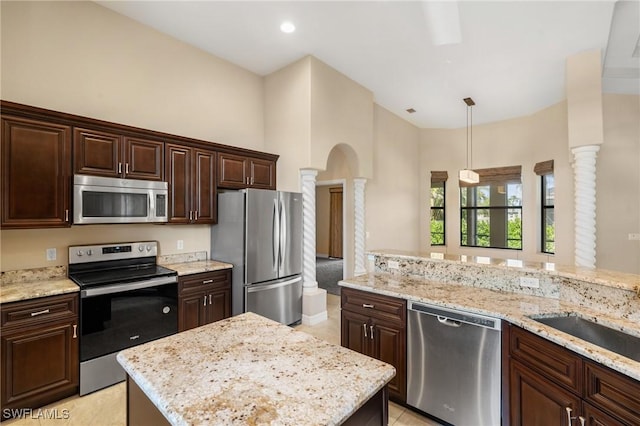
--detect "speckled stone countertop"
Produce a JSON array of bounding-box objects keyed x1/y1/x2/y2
[
  {"x1": 370, "y1": 249, "x2": 640, "y2": 291},
  {"x1": 340, "y1": 273, "x2": 640, "y2": 382},
  {"x1": 0, "y1": 266, "x2": 79, "y2": 304},
  {"x1": 117, "y1": 312, "x2": 395, "y2": 426},
  {"x1": 159, "y1": 251, "x2": 233, "y2": 276}
]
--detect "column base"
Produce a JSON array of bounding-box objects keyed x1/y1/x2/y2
[{"x1": 302, "y1": 287, "x2": 328, "y2": 326}]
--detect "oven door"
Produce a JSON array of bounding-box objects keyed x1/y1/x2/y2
[
  {"x1": 79, "y1": 277, "x2": 178, "y2": 363},
  {"x1": 73, "y1": 174, "x2": 168, "y2": 224}
]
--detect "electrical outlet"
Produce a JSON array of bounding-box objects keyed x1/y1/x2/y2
[
  {"x1": 519, "y1": 277, "x2": 540, "y2": 288},
  {"x1": 177, "y1": 240, "x2": 184, "y2": 250},
  {"x1": 46, "y1": 248, "x2": 57, "y2": 261},
  {"x1": 628, "y1": 233, "x2": 640, "y2": 241},
  {"x1": 388, "y1": 260, "x2": 400, "y2": 269}
]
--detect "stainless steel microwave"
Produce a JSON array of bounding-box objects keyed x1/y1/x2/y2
[{"x1": 73, "y1": 175, "x2": 168, "y2": 224}]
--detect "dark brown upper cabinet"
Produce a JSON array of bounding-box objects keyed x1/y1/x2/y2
[
  {"x1": 74, "y1": 128, "x2": 163, "y2": 181},
  {"x1": 218, "y1": 152, "x2": 275, "y2": 190}
]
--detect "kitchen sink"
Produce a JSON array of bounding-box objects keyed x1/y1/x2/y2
[{"x1": 531, "y1": 315, "x2": 640, "y2": 362}]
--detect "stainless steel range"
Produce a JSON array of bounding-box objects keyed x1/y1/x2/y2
[{"x1": 68, "y1": 241, "x2": 178, "y2": 396}]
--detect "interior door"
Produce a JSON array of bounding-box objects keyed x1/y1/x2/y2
[
  {"x1": 278, "y1": 191, "x2": 303, "y2": 278},
  {"x1": 245, "y1": 189, "x2": 279, "y2": 284},
  {"x1": 329, "y1": 186, "x2": 343, "y2": 258}
]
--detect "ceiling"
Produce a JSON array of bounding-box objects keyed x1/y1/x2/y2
[{"x1": 97, "y1": 1, "x2": 639, "y2": 129}]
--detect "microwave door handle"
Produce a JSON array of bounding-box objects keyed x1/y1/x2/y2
[{"x1": 149, "y1": 189, "x2": 154, "y2": 217}]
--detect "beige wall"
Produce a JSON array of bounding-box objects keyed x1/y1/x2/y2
[
  {"x1": 316, "y1": 186, "x2": 331, "y2": 256},
  {"x1": 367, "y1": 105, "x2": 421, "y2": 251},
  {"x1": 566, "y1": 49, "x2": 604, "y2": 147},
  {"x1": 420, "y1": 102, "x2": 574, "y2": 265},
  {"x1": 597, "y1": 94, "x2": 640, "y2": 274},
  {"x1": 1, "y1": 1, "x2": 264, "y2": 150}
]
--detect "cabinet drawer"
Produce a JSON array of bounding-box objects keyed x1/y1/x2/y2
[
  {"x1": 584, "y1": 361, "x2": 640, "y2": 425},
  {"x1": 341, "y1": 287, "x2": 406, "y2": 325},
  {"x1": 510, "y1": 326, "x2": 582, "y2": 394},
  {"x1": 1, "y1": 293, "x2": 78, "y2": 329},
  {"x1": 179, "y1": 270, "x2": 230, "y2": 294}
]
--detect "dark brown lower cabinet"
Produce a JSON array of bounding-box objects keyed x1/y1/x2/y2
[
  {"x1": 508, "y1": 324, "x2": 640, "y2": 426},
  {"x1": 341, "y1": 287, "x2": 406, "y2": 403},
  {"x1": 178, "y1": 270, "x2": 231, "y2": 332},
  {"x1": 0, "y1": 294, "x2": 79, "y2": 420}
]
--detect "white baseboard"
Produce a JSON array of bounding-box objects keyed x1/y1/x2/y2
[
  {"x1": 316, "y1": 253, "x2": 329, "y2": 258},
  {"x1": 301, "y1": 310, "x2": 328, "y2": 326}
]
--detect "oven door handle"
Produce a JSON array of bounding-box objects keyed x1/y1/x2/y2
[{"x1": 80, "y1": 276, "x2": 177, "y2": 298}]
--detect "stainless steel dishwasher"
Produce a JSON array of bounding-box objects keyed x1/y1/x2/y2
[{"x1": 407, "y1": 301, "x2": 502, "y2": 426}]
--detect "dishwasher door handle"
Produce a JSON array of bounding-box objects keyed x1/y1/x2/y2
[{"x1": 437, "y1": 316, "x2": 462, "y2": 327}]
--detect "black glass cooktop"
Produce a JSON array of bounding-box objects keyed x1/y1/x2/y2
[{"x1": 69, "y1": 264, "x2": 177, "y2": 288}]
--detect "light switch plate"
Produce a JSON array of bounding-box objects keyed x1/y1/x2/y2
[
  {"x1": 628, "y1": 233, "x2": 640, "y2": 241},
  {"x1": 177, "y1": 240, "x2": 184, "y2": 250},
  {"x1": 388, "y1": 260, "x2": 400, "y2": 269}
]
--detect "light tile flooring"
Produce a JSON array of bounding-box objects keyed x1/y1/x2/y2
[{"x1": 6, "y1": 294, "x2": 439, "y2": 426}]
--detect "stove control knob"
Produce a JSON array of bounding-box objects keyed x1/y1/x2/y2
[
  {"x1": 76, "y1": 250, "x2": 83, "y2": 257},
  {"x1": 138, "y1": 245, "x2": 145, "y2": 252},
  {"x1": 146, "y1": 244, "x2": 152, "y2": 252},
  {"x1": 86, "y1": 249, "x2": 93, "y2": 256}
]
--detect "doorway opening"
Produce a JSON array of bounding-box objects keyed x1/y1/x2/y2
[{"x1": 316, "y1": 180, "x2": 346, "y2": 295}]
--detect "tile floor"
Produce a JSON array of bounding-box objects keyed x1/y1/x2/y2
[{"x1": 5, "y1": 293, "x2": 439, "y2": 426}]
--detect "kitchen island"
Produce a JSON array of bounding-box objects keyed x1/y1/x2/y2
[{"x1": 117, "y1": 312, "x2": 395, "y2": 425}]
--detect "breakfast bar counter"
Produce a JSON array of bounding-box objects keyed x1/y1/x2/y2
[{"x1": 117, "y1": 312, "x2": 395, "y2": 425}]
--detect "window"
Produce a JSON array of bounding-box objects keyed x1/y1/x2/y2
[
  {"x1": 430, "y1": 171, "x2": 447, "y2": 245},
  {"x1": 460, "y1": 166, "x2": 522, "y2": 250},
  {"x1": 535, "y1": 160, "x2": 555, "y2": 254}
]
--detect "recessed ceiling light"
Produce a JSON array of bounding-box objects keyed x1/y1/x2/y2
[
  {"x1": 406, "y1": 108, "x2": 416, "y2": 113},
  {"x1": 280, "y1": 21, "x2": 295, "y2": 34}
]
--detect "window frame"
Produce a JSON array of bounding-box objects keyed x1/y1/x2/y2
[
  {"x1": 430, "y1": 180, "x2": 446, "y2": 246},
  {"x1": 541, "y1": 173, "x2": 555, "y2": 254}
]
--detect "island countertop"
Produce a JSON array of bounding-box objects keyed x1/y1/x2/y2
[{"x1": 117, "y1": 312, "x2": 395, "y2": 426}]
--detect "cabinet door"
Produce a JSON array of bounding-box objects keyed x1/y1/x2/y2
[
  {"x1": 178, "y1": 292, "x2": 207, "y2": 332},
  {"x1": 166, "y1": 144, "x2": 192, "y2": 224},
  {"x1": 372, "y1": 321, "x2": 406, "y2": 402},
  {"x1": 123, "y1": 137, "x2": 164, "y2": 181},
  {"x1": 205, "y1": 288, "x2": 231, "y2": 325},
  {"x1": 217, "y1": 153, "x2": 248, "y2": 188},
  {"x1": 2, "y1": 116, "x2": 71, "y2": 228},
  {"x1": 192, "y1": 149, "x2": 216, "y2": 224},
  {"x1": 73, "y1": 127, "x2": 121, "y2": 178},
  {"x1": 1, "y1": 320, "x2": 78, "y2": 412},
  {"x1": 510, "y1": 360, "x2": 581, "y2": 426},
  {"x1": 584, "y1": 360, "x2": 640, "y2": 425},
  {"x1": 582, "y1": 402, "x2": 626, "y2": 426},
  {"x1": 341, "y1": 310, "x2": 371, "y2": 356},
  {"x1": 249, "y1": 158, "x2": 276, "y2": 189}
]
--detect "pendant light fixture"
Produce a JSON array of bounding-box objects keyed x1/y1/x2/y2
[{"x1": 459, "y1": 97, "x2": 479, "y2": 184}]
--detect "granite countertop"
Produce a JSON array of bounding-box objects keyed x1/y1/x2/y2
[
  {"x1": 117, "y1": 312, "x2": 395, "y2": 426},
  {"x1": 162, "y1": 259, "x2": 233, "y2": 276},
  {"x1": 339, "y1": 273, "x2": 640, "y2": 382},
  {"x1": 0, "y1": 266, "x2": 79, "y2": 304},
  {"x1": 370, "y1": 249, "x2": 640, "y2": 292}
]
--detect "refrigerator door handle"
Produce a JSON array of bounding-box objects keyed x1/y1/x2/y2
[
  {"x1": 279, "y1": 198, "x2": 286, "y2": 273},
  {"x1": 246, "y1": 276, "x2": 302, "y2": 293},
  {"x1": 272, "y1": 197, "x2": 280, "y2": 273}
]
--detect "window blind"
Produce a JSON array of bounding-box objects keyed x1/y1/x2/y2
[
  {"x1": 534, "y1": 160, "x2": 554, "y2": 176},
  {"x1": 430, "y1": 171, "x2": 448, "y2": 183},
  {"x1": 459, "y1": 165, "x2": 521, "y2": 187}
]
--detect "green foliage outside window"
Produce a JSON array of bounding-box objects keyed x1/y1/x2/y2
[{"x1": 430, "y1": 182, "x2": 445, "y2": 245}]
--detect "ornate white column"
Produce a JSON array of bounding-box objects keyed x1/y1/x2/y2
[
  {"x1": 300, "y1": 169, "x2": 327, "y2": 325},
  {"x1": 572, "y1": 145, "x2": 600, "y2": 268},
  {"x1": 354, "y1": 178, "x2": 367, "y2": 276}
]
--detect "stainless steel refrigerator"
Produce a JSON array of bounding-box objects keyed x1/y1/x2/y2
[{"x1": 211, "y1": 189, "x2": 303, "y2": 325}]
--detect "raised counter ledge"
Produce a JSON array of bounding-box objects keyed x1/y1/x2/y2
[
  {"x1": 339, "y1": 273, "x2": 640, "y2": 383},
  {"x1": 0, "y1": 266, "x2": 79, "y2": 304},
  {"x1": 161, "y1": 259, "x2": 233, "y2": 276},
  {"x1": 117, "y1": 312, "x2": 395, "y2": 426}
]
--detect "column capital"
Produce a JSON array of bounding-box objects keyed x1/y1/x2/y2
[
  {"x1": 571, "y1": 145, "x2": 601, "y2": 155},
  {"x1": 301, "y1": 169, "x2": 319, "y2": 180},
  {"x1": 353, "y1": 177, "x2": 367, "y2": 186}
]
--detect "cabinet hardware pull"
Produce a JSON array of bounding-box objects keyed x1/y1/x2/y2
[
  {"x1": 566, "y1": 407, "x2": 576, "y2": 425},
  {"x1": 246, "y1": 177, "x2": 249, "y2": 185},
  {"x1": 370, "y1": 325, "x2": 374, "y2": 340},
  {"x1": 30, "y1": 309, "x2": 50, "y2": 317},
  {"x1": 194, "y1": 211, "x2": 198, "y2": 221},
  {"x1": 73, "y1": 324, "x2": 77, "y2": 338},
  {"x1": 203, "y1": 295, "x2": 207, "y2": 306},
  {"x1": 579, "y1": 417, "x2": 585, "y2": 426},
  {"x1": 209, "y1": 294, "x2": 212, "y2": 305},
  {"x1": 251, "y1": 176, "x2": 254, "y2": 185},
  {"x1": 202, "y1": 279, "x2": 213, "y2": 284},
  {"x1": 362, "y1": 304, "x2": 375, "y2": 309},
  {"x1": 125, "y1": 163, "x2": 130, "y2": 174},
  {"x1": 118, "y1": 162, "x2": 122, "y2": 174},
  {"x1": 363, "y1": 323, "x2": 368, "y2": 337},
  {"x1": 65, "y1": 209, "x2": 69, "y2": 222}
]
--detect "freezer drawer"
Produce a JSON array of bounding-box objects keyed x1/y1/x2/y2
[{"x1": 245, "y1": 275, "x2": 302, "y2": 325}]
